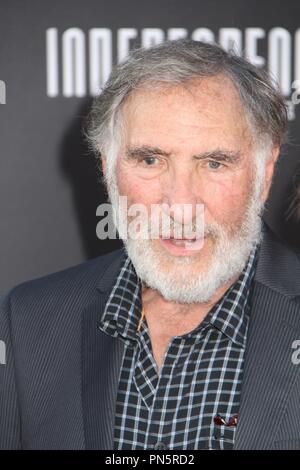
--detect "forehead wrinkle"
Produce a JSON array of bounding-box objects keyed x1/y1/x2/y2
[{"x1": 121, "y1": 77, "x2": 253, "y2": 157}]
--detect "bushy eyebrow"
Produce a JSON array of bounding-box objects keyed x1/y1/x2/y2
[
  {"x1": 126, "y1": 146, "x2": 242, "y2": 164},
  {"x1": 125, "y1": 146, "x2": 171, "y2": 159},
  {"x1": 193, "y1": 149, "x2": 242, "y2": 164}
]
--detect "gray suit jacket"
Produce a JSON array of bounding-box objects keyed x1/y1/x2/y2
[{"x1": 1, "y1": 227, "x2": 300, "y2": 450}]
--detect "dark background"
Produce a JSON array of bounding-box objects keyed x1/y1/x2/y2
[{"x1": 0, "y1": 0, "x2": 299, "y2": 293}]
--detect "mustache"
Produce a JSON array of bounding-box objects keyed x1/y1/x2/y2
[{"x1": 123, "y1": 213, "x2": 220, "y2": 240}]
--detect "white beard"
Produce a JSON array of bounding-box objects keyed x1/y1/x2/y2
[{"x1": 107, "y1": 174, "x2": 264, "y2": 304}]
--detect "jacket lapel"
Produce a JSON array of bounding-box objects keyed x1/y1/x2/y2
[
  {"x1": 234, "y1": 230, "x2": 300, "y2": 449},
  {"x1": 81, "y1": 251, "x2": 125, "y2": 450}
]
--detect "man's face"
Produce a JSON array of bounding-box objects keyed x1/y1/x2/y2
[{"x1": 106, "y1": 75, "x2": 270, "y2": 302}]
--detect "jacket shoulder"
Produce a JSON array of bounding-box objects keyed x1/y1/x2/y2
[
  {"x1": 256, "y1": 224, "x2": 300, "y2": 298},
  {"x1": 3, "y1": 248, "x2": 125, "y2": 313}
]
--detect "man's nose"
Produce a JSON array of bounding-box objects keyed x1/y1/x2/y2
[{"x1": 161, "y1": 170, "x2": 200, "y2": 224}]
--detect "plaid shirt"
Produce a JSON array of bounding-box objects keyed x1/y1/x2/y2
[{"x1": 99, "y1": 248, "x2": 258, "y2": 450}]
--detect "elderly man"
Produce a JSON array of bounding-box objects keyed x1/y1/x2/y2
[{"x1": 1, "y1": 39, "x2": 300, "y2": 451}]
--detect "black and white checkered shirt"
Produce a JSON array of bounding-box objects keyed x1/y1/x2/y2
[{"x1": 99, "y1": 248, "x2": 258, "y2": 450}]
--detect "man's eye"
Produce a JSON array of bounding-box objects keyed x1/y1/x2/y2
[
  {"x1": 207, "y1": 160, "x2": 223, "y2": 170},
  {"x1": 142, "y1": 156, "x2": 158, "y2": 166}
]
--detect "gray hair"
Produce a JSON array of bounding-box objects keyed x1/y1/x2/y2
[{"x1": 86, "y1": 39, "x2": 288, "y2": 177}]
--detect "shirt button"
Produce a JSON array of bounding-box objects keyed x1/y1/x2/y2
[{"x1": 154, "y1": 441, "x2": 167, "y2": 450}]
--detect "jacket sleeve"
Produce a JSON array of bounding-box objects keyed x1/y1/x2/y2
[{"x1": 0, "y1": 292, "x2": 22, "y2": 449}]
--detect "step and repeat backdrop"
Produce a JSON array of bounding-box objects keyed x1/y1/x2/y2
[{"x1": 0, "y1": 0, "x2": 300, "y2": 292}]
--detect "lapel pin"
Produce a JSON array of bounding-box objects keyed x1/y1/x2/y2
[{"x1": 214, "y1": 414, "x2": 238, "y2": 427}]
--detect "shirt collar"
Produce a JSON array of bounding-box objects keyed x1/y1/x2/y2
[
  {"x1": 207, "y1": 246, "x2": 258, "y2": 348},
  {"x1": 99, "y1": 256, "x2": 142, "y2": 343}
]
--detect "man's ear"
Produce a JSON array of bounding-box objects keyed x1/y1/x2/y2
[
  {"x1": 261, "y1": 146, "x2": 280, "y2": 203},
  {"x1": 101, "y1": 155, "x2": 107, "y2": 177}
]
